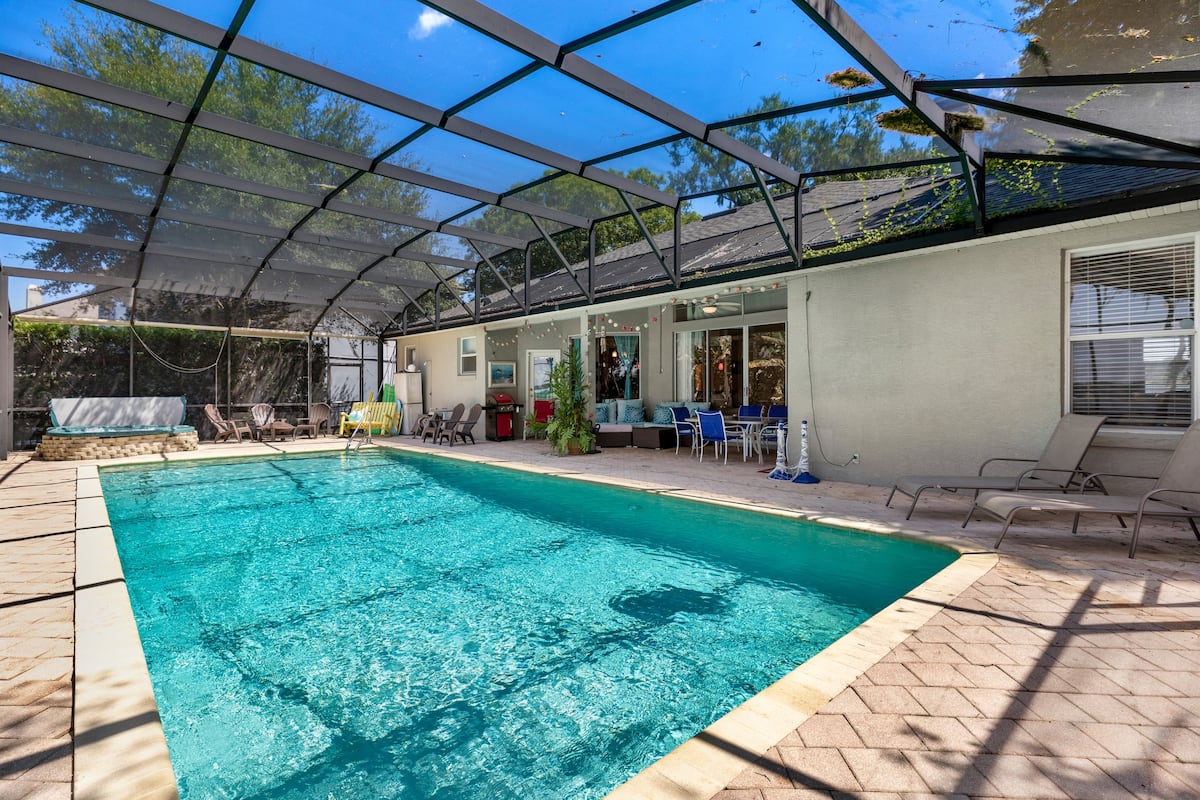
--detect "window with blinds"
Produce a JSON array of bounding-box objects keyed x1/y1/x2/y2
[{"x1": 1068, "y1": 239, "x2": 1196, "y2": 426}]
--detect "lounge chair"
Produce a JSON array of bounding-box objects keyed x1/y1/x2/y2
[
  {"x1": 425, "y1": 403, "x2": 464, "y2": 444},
  {"x1": 293, "y1": 403, "x2": 331, "y2": 438},
  {"x1": 203, "y1": 404, "x2": 251, "y2": 443},
  {"x1": 411, "y1": 411, "x2": 437, "y2": 438},
  {"x1": 886, "y1": 414, "x2": 1107, "y2": 519},
  {"x1": 249, "y1": 403, "x2": 275, "y2": 440},
  {"x1": 446, "y1": 403, "x2": 483, "y2": 445},
  {"x1": 966, "y1": 419, "x2": 1200, "y2": 558}
]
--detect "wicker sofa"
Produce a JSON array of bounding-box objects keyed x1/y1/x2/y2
[{"x1": 594, "y1": 399, "x2": 708, "y2": 450}]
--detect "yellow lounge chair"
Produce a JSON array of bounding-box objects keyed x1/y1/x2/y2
[{"x1": 338, "y1": 401, "x2": 400, "y2": 437}]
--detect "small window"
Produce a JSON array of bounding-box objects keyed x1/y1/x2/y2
[
  {"x1": 1068, "y1": 238, "x2": 1195, "y2": 426},
  {"x1": 459, "y1": 336, "x2": 477, "y2": 376}
]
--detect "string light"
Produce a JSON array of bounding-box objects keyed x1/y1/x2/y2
[{"x1": 481, "y1": 282, "x2": 785, "y2": 342}]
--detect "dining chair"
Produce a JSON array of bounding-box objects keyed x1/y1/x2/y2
[{"x1": 696, "y1": 410, "x2": 745, "y2": 464}]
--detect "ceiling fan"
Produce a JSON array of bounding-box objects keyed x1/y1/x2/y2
[{"x1": 695, "y1": 295, "x2": 743, "y2": 314}]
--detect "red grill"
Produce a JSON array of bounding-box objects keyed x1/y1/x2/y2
[{"x1": 484, "y1": 392, "x2": 520, "y2": 441}]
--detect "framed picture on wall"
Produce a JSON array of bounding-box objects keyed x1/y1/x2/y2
[{"x1": 488, "y1": 361, "x2": 516, "y2": 388}]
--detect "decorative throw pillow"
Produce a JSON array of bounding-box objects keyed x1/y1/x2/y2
[
  {"x1": 620, "y1": 404, "x2": 646, "y2": 423},
  {"x1": 615, "y1": 398, "x2": 642, "y2": 421},
  {"x1": 594, "y1": 404, "x2": 609, "y2": 423},
  {"x1": 684, "y1": 401, "x2": 710, "y2": 415},
  {"x1": 652, "y1": 405, "x2": 675, "y2": 425}
]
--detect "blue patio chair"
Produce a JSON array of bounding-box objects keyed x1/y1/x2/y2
[
  {"x1": 737, "y1": 404, "x2": 764, "y2": 422},
  {"x1": 671, "y1": 406, "x2": 697, "y2": 456},
  {"x1": 696, "y1": 410, "x2": 745, "y2": 464},
  {"x1": 760, "y1": 405, "x2": 788, "y2": 452}
]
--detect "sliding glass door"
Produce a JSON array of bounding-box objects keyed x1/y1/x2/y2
[
  {"x1": 748, "y1": 323, "x2": 786, "y2": 406},
  {"x1": 676, "y1": 323, "x2": 784, "y2": 410}
]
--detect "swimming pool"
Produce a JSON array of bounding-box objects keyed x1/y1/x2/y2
[{"x1": 101, "y1": 449, "x2": 955, "y2": 799}]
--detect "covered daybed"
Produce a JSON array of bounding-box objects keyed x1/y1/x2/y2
[{"x1": 37, "y1": 396, "x2": 198, "y2": 461}]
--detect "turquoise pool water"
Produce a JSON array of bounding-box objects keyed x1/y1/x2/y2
[{"x1": 102, "y1": 450, "x2": 955, "y2": 799}]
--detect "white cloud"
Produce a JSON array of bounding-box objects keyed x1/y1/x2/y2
[{"x1": 409, "y1": 10, "x2": 452, "y2": 40}]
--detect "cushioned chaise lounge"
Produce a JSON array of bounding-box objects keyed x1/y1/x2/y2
[
  {"x1": 886, "y1": 414, "x2": 1107, "y2": 519},
  {"x1": 966, "y1": 419, "x2": 1200, "y2": 558}
]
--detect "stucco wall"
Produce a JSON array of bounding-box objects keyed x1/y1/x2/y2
[
  {"x1": 801, "y1": 210, "x2": 1196, "y2": 485},
  {"x1": 390, "y1": 205, "x2": 1197, "y2": 483}
]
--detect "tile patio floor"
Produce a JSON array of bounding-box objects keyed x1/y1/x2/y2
[{"x1": 2, "y1": 435, "x2": 1199, "y2": 799}]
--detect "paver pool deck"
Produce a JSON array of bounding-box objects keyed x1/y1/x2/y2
[{"x1": 2, "y1": 435, "x2": 1199, "y2": 799}]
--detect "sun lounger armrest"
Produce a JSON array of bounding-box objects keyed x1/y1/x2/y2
[
  {"x1": 1078, "y1": 471, "x2": 1160, "y2": 492},
  {"x1": 1013, "y1": 466, "x2": 1091, "y2": 489},
  {"x1": 1142, "y1": 487, "x2": 1200, "y2": 510},
  {"x1": 978, "y1": 457, "x2": 1036, "y2": 476}
]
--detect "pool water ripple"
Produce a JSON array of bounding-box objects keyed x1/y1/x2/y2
[{"x1": 101, "y1": 450, "x2": 955, "y2": 799}]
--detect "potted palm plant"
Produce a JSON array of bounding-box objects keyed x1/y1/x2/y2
[{"x1": 528, "y1": 351, "x2": 596, "y2": 455}]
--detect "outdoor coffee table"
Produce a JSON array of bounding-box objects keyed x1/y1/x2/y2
[{"x1": 259, "y1": 420, "x2": 296, "y2": 441}]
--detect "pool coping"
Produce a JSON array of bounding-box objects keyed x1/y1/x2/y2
[{"x1": 74, "y1": 440, "x2": 996, "y2": 800}]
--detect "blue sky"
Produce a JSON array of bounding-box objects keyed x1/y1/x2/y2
[{"x1": 2, "y1": 0, "x2": 1032, "y2": 310}]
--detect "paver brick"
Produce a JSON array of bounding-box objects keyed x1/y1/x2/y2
[
  {"x1": 840, "y1": 748, "x2": 928, "y2": 793},
  {"x1": 1074, "y1": 722, "x2": 1176, "y2": 760},
  {"x1": 775, "y1": 746, "x2": 859, "y2": 791},
  {"x1": 1025, "y1": 755, "x2": 1139, "y2": 800},
  {"x1": 970, "y1": 754, "x2": 1071, "y2": 798}
]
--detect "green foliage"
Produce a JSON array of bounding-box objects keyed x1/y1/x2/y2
[
  {"x1": 528, "y1": 352, "x2": 596, "y2": 455},
  {"x1": 13, "y1": 319, "x2": 329, "y2": 407},
  {"x1": 13, "y1": 320, "x2": 130, "y2": 407},
  {"x1": 803, "y1": 165, "x2": 975, "y2": 258},
  {"x1": 874, "y1": 108, "x2": 934, "y2": 137},
  {"x1": 824, "y1": 68, "x2": 877, "y2": 90},
  {"x1": 986, "y1": 159, "x2": 1067, "y2": 218},
  {"x1": 0, "y1": 9, "x2": 428, "y2": 329}
]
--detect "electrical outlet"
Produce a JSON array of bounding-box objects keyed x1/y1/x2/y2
[{"x1": 851, "y1": 453, "x2": 860, "y2": 464}]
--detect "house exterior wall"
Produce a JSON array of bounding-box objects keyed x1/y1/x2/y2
[
  {"x1": 390, "y1": 205, "x2": 1197, "y2": 484},
  {"x1": 796, "y1": 210, "x2": 1196, "y2": 486},
  {"x1": 407, "y1": 324, "x2": 486, "y2": 423}
]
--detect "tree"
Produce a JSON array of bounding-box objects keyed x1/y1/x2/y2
[
  {"x1": 0, "y1": 10, "x2": 429, "y2": 328},
  {"x1": 667, "y1": 93, "x2": 939, "y2": 207}
]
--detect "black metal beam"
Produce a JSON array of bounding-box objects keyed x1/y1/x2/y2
[
  {"x1": 958, "y1": 153, "x2": 984, "y2": 233},
  {"x1": 527, "y1": 215, "x2": 591, "y2": 302},
  {"x1": 929, "y1": 87, "x2": 1200, "y2": 160},
  {"x1": 918, "y1": 72, "x2": 1200, "y2": 91},
  {"x1": 472, "y1": 245, "x2": 525, "y2": 312},
  {"x1": 790, "y1": 0, "x2": 981, "y2": 166},
  {"x1": 1, "y1": 266, "x2": 135, "y2": 289},
  {"x1": 750, "y1": 167, "x2": 801, "y2": 266},
  {"x1": 617, "y1": 190, "x2": 676, "y2": 287},
  {"x1": 424, "y1": 0, "x2": 804, "y2": 187},
  {"x1": 986, "y1": 151, "x2": 1200, "y2": 171},
  {"x1": 0, "y1": 55, "x2": 597, "y2": 231}
]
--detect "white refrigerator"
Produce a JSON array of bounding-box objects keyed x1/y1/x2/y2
[{"x1": 396, "y1": 371, "x2": 423, "y2": 435}]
